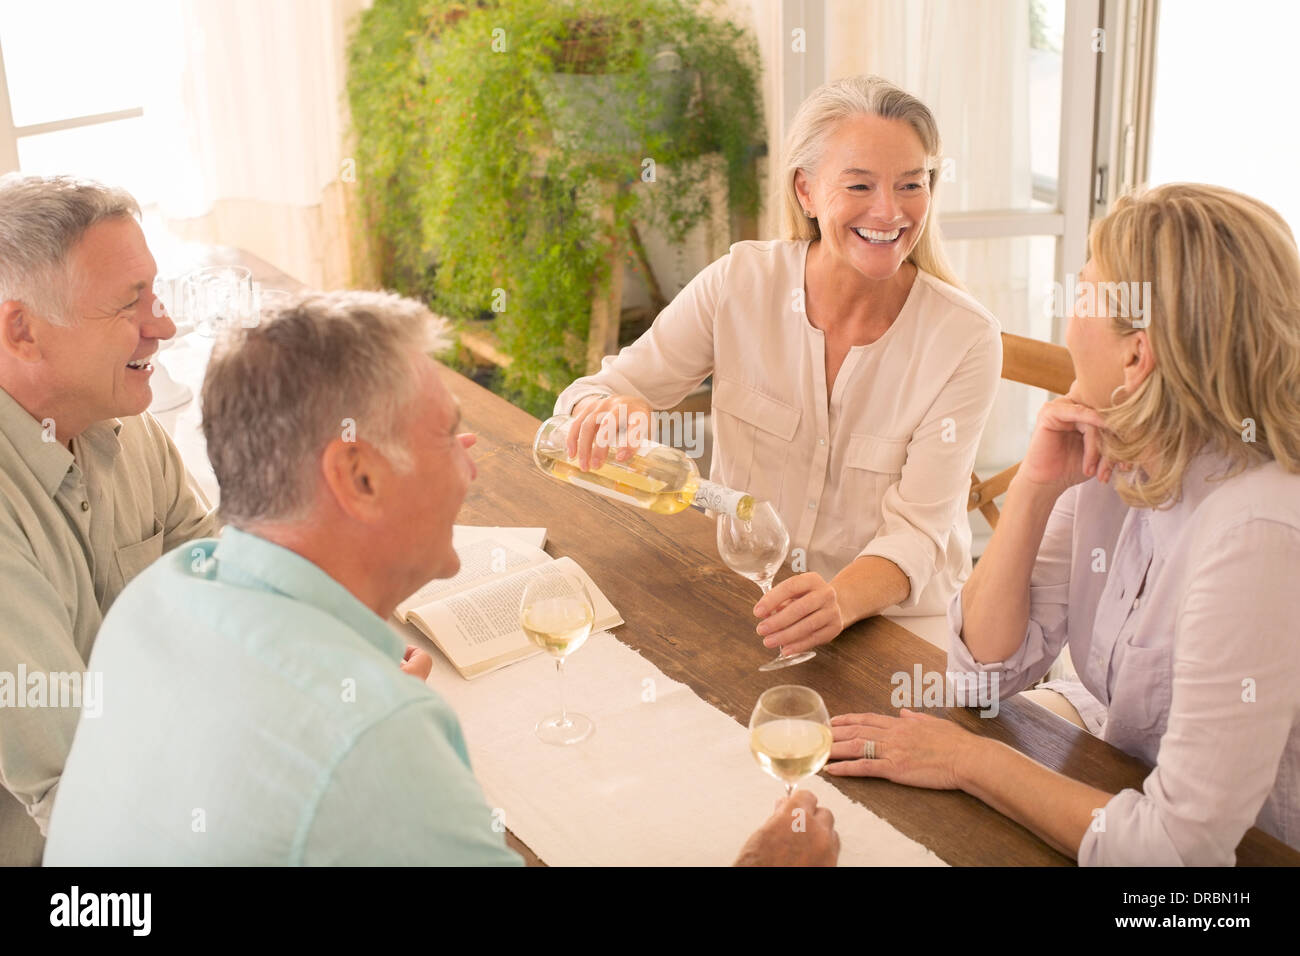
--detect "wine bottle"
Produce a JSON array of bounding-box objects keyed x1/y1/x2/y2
[{"x1": 532, "y1": 415, "x2": 756, "y2": 519}]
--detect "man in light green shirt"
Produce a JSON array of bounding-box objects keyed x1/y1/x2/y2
[{"x1": 0, "y1": 175, "x2": 217, "y2": 865}]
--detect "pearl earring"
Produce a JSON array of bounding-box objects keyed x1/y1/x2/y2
[{"x1": 804, "y1": 210, "x2": 815, "y2": 218}]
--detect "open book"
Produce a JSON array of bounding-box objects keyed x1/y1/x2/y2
[{"x1": 395, "y1": 526, "x2": 622, "y2": 679}]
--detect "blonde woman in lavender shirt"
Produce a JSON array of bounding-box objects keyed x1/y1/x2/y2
[{"x1": 827, "y1": 183, "x2": 1300, "y2": 865}]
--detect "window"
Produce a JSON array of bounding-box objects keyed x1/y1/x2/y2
[{"x1": 0, "y1": 1, "x2": 165, "y2": 202}]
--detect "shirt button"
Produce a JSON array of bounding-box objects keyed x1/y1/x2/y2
[
  {"x1": 807, "y1": 500, "x2": 816, "y2": 510},
  {"x1": 818, "y1": 438, "x2": 826, "y2": 446},
  {"x1": 80, "y1": 501, "x2": 89, "y2": 512},
  {"x1": 1132, "y1": 598, "x2": 1140, "y2": 610}
]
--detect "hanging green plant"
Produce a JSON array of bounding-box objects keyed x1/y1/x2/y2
[{"x1": 348, "y1": 0, "x2": 763, "y2": 416}]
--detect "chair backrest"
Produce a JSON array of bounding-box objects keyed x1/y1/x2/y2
[{"x1": 968, "y1": 331, "x2": 1075, "y2": 528}]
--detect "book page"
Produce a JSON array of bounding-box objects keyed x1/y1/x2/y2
[
  {"x1": 395, "y1": 532, "x2": 549, "y2": 619},
  {"x1": 408, "y1": 557, "x2": 622, "y2": 678},
  {"x1": 453, "y1": 525, "x2": 547, "y2": 550}
]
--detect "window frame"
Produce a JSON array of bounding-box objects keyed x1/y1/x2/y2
[{"x1": 0, "y1": 35, "x2": 145, "y2": 176}]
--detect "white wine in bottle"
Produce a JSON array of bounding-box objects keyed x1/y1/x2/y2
[
  {"x1": 750, "y1": 719, "x2": 833, "y2": 785},
  {"x1": 532, "y1": 415, "x2": 756, "y2": 519}
]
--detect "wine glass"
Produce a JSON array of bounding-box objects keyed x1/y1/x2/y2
[
  {"x1": 520, "y1": 570, "x2": 596, "y2": 745},
  {"x1": 182, "y1": 266, "x2": 253, "y2": 337},
  {"x1": 749, "y1": 685, "x2": 832, "y2": 797},
  {"x1": 146, "y1": 275, "x2": 193, "y2": 413},
  {"x1": 717, "y1": 501, "x2": 814, "y2": 670}
]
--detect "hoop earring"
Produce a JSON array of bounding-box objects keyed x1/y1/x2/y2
[{"x1": 1109, "y1": 384, "x2": 1129, "y2": 406}]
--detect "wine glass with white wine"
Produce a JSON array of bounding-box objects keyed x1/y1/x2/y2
[
  {"x1": 717, "y1": 500, "x2": 813, "y2": 670},
  {"x1": 519, "y1": 570, "x2": 596, "y2": 746},
  {"x1": 749, "y1": 685, "x2": 833, "y2": 798}
]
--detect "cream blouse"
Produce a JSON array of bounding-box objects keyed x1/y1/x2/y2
[{"x1": 556, "y1": 239, "x2": 1002, "y2": 615}]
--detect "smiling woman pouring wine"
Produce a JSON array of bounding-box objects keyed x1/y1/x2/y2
[{"x1": 556, "y1": 75, "x2": 1002, "y2": 658}]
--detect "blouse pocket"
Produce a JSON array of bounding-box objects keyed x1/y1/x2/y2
[
  {"x1": 1104, "y1": 642, "x2": 1173, "y2": 757},
  {"x1": 711, "y1": 377, "x2": 801, "y2": 505},
  {"x1": 843, "y1": 434, "x2": 909, "y2": 544}
]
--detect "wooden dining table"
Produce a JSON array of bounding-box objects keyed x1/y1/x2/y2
[
  {"x1": 434, "y1": 365, "x2": 1300, "y2": 868},
  {"x1": 159, "y1": 245, "x2": 1295, "y2": 867}
]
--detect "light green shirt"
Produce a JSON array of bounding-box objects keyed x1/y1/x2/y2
[
  {"x1": 0, "y1": 385, "x2": 216, "y2": 864},
  {"x1": 44, "y1": 528, "x2": 523, "y2": 866}
]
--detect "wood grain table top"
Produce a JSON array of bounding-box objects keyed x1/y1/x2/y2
[{"x1": 438, "y1": 366, "x2": 1299, "y2": 867}]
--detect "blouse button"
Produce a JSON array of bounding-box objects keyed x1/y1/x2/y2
[
  {"x1": 80, "y1": 501, "x2": 89, "y2": 512},
  {"x1": 818, "y1": 438, "x2": 826, "y2": 446},
  {"x1": 1131, "y1": 598, "x2": 1140, "y2": 610}
]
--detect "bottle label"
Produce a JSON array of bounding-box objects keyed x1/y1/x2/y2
[
  {"x1": 566, "y1": 472, "x2": 650, "y2": 509},
  {"x1": 693, "y1": 479, "x2": 748, "y2": 516}
]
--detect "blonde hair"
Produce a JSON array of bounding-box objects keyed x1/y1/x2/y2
[
  {"x1": 781, "y1": 74, "x2": 960, "y2": 288},
  {"x1": 1092, "y1": 183, "x2": 1300, "y2": 508}
]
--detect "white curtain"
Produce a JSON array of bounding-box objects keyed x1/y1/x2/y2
[{"x1": 145, "y1": 0, "x2": 365, "y2": 288}]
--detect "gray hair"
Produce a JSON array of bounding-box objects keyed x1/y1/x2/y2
[
  {"x1": 781, "y1": 74, "x2": 962, "y2": 288},
  {"x1": 201, "y1": 290, "x2": 451, "y2": 525},
  {"x1": 0, "y1": 174, "x2": 141, "y2": 325}
]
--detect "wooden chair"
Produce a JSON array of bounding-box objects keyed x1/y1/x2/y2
[{"x1": 967, "y1": 331, "x2": 1075, "y2": 528}]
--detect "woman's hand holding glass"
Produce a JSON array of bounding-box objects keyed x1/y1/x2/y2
[
  {"x1": 718, "y1": 501, "x2": 816, "y2": 670},
  {"x1": 752, "y1": 572, "x2": 845, "y2": 658}
]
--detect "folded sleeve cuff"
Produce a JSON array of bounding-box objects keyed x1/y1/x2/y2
[
  {"x1": 858, "y1": 535, "x2": 934, "y2": 611},
  {"x1": 944, "y1": 590, "x2": 1054, "y2": 698}
]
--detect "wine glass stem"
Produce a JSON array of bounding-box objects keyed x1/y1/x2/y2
[
  {"x1": 556, "y1": 658, "x2": 568, "y2": 727},
  {"x1": 785, "y1": 782, "x2": 795, "y2": 799},
  {"x1": 758, "y1": 580, "x2": 785, "y2": 656}
]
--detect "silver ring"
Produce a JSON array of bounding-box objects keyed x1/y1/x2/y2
[{"x1": 862, "y1": 739, "x2": 876, "y2": 760}]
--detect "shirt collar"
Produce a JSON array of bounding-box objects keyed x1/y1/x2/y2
[
  {"x1": 1141, "y1": 446, "x2": 1242, "y2": 555},
  {"x1": 0, "y1": 386, "x2": 126, "y2": 498},
  {"x1": 211, "y1": 526, "x2": 405, "y2": 661}
]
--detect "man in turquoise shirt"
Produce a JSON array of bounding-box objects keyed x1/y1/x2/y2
[
  {"x1": 43, "y1": 290, "x2": 521, "y2": 865},
  {"x1": 43, "y1": 290, "x2": 839, "y2": 866}
]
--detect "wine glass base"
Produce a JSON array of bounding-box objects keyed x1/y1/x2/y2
[
  {"x1": 535, "y1": 712, "x2": 594, "y2": 746},
  {"x1": 758, "y1": 650, "x2": 816, "y2": 671}
]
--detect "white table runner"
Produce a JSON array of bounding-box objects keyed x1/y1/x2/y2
[{"x1": 396, "y1": 622, "x2": 947, "y2": 867}]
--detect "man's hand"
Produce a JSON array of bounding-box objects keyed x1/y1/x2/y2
[
  {"x1": 400, "y1": 646, "x2": 433, "y2": 681},
  {"x1": 733, "y1": 790, "x2": 839, "y2": 866}
]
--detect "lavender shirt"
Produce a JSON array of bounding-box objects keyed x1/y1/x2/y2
[{"x1": 947, "y1": 451, "x2": 1300, "y2": 865}]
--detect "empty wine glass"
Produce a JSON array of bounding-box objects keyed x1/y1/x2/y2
[
  {"x1": 749, "y1": 685, "x2": 832, "y2": 797},
  {"x1": 146, "y1": 275, "x2": 193, "y2": 413},
  {"x1": 717, "y1": 501, "x2": 813, "y2": 670},
  {"x1": 182, "y1": 266, "x2": 253, "y2": 337},
  {"x1": 520, "y1": 570, "x2": 595, "y2": 745}
]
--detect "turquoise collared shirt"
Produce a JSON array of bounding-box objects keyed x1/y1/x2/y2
[{"x1": 43, "y1": 527, "x2": 521, "y2": 866}]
